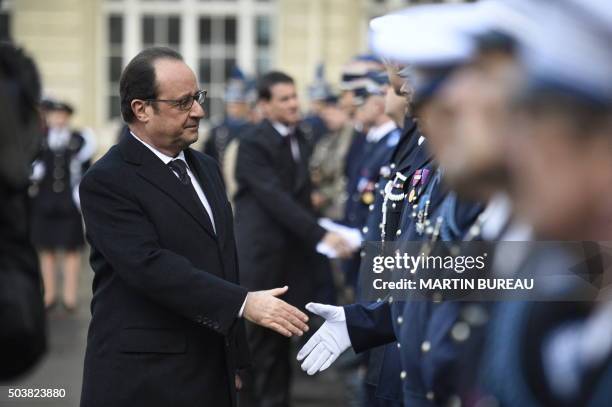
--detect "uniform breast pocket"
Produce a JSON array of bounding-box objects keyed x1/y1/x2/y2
[{"x1": 118, "y1": 328, "x2": 187, "y2": 354}]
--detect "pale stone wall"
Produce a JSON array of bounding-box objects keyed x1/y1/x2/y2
[
  {"x1": 12, "y1": 0, "x2": 101, "y2": 130},
  {"x1": 276, "y1": 0, "x2": 368, "y2": 101}
]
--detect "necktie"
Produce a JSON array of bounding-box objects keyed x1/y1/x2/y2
[
  {"x1": 287, "y1": 132, "x2": 301, "y2": 162},
  {"x1": 167, "y1": 159, "x2": 215, "y2": 232},
  {"x1": 167, "y1": 159, "x2": 190, "y2": 185}
]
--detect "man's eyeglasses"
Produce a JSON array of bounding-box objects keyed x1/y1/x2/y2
[{"x1": 145, "y1": 90, "x2": 207, "y2": 111}]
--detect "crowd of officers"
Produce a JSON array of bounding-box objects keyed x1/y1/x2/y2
[{"x1": 207, "y1": 0, "x2": 612, "y2": 406}]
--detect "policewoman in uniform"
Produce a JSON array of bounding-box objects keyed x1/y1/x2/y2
[{"x1": 30, "y1": 99, "x2": 95, "y2": 310}]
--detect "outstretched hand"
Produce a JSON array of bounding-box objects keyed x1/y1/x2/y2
[
  {"x1": 296, "y1": 302, "x2": 351, "y2": 375},
  {"x1": 243, "y1": 286, "x2": 309, "y2": 337}
]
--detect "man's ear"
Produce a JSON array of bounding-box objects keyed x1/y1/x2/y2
[{"x1": 131, "y1": 99, "x2": 150, "y2": 123}]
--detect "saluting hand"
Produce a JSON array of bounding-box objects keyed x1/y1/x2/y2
[{"x1": 243, "y1": 286, "x2": 309, "y2": 337}]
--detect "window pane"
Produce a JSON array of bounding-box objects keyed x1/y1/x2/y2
[
  {"x1": 199, "y1": 17, "x2": 211, "y2": 45},
  {"x1": 109, "y1": 56, "x2": 123, "y2": 83},
  {"x1": 224, "y1": 58, "x2": 236, "y2": 82},
  {"x1": 168, "y1": 16, "x2": 180, "y2": 46},
  {"x1": 211, "y1": 58, "x2": 224, "y2": 83},
  {"x1": 256, "y1": 16, "x2": 270, "y2": 46},
  {"x1": 108, "y1": 95, "x2": 121, "y2": 120},
  {"x1": 0, "y1": 13, "x2": 10, "y2": 42},
  {"x1": 199, "y1": 58, "x2": 212, "y2": 84},
  {"x1": 108, "y1": 15, "x2": 123, "y2": 45},
  {"x1": 224, "y1": 17, "x2": 237, "y2": 45},
  {"x1": 207, "y1": 96, "x2": 224, "y2": 122},
  {"x1": 256, "y1": 57, "x2": 270, "y2": 76},
  {"x1": 142, "y1": 15, "x2": 155, "y2": 45}
]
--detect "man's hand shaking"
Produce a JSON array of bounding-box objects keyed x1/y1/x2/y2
[{"x1": 243, "y1": 286, "x2": 309, "y2": 337}]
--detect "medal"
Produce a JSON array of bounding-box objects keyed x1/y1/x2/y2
[
  {"x1": 362, "y1": 191, "x2": 375, "y2": 205},
  {"x1": 412, "y1": 169, "x2": 422, "y2": 186},
  {"x1": 408, "y1": 188, "x2": 416, "y2": 203},
  {"x1": 421, "y1": 168, "x2": 431, "y2": 185}
]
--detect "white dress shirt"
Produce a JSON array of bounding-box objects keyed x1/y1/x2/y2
[
  {"x1": 130, "y1": 131, "x2": 216, "y2": 234},
  {"x1": 366, "y1": 120, "x2": 397, "y2": 143}
]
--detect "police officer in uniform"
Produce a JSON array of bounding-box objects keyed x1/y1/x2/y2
[
  {"x1": 302, "y1": 63, "x2": 332, "y2": 146},
  {"x1": 342, "y1": 75, "x2": 402, "y2": 291},
  {"x1": 357, "y1": 63, "x2": 430, "y2": 407},
  {"x1": 30, "y1": 99, "x2": 95, "y2": 310},
  {"x1": 203, "y1": 67, "x2": 250, "y2": 170},
  {"x1": 472, "y1": 2, "x2": 612, "y2": 406}
]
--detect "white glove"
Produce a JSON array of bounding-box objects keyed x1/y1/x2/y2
[{"x1": 296, "y1": 302, "x2": 351, "y2": 375}]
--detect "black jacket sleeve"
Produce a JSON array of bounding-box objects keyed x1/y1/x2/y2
[
  {"x1": 235, "y1": 135, "x2": 326, "y2": 248},
  {"x1": 79, "y1": 169, "x2": 248, "y2": 336}
]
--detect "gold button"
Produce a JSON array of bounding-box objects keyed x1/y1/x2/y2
[{"x1": 421, "y1": 341, "x2": 431, "y2": 353}]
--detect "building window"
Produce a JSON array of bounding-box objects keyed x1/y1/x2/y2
[
  {"x1": 107, "y1": 14, "x2": 124, "y2": 119},
  {"x1": 198, "y1": 16, "x2": 238, "y2": 121},
  {"x1": 103, "y1": 0, "x2": 276, "y2": 124},
  {"x1": 255, "y1": 15, "x2": 272, "y2": 75},
  {"x1": 142, "y1": 15, "x2": 181, "y2": 49},
  {"x1": 0, "y1": 0, "x2": 10, "y2": 42}
]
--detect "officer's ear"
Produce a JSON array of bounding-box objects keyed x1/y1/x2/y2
[{"x1": 131, "y1": 99, "x2": 151, "y2": 123}]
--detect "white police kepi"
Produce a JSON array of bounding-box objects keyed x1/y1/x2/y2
[
  {"x1": 369, "y1": 3, "x2": 480, "y2": 67},
  {"x1": 518, "y1": 0, "x2": 612, "y2": 104},
  {"x1": 368, "y1": 0, "x2": 541, "y2": 67}
]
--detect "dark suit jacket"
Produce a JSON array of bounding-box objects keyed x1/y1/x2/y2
[
  {"x1": 0, "y1": 82, "x2": 46, "y2": 380},
  {"x1": 234, "y1": 119, "x2": 326, "y2": 308},
  {"x1": 79, "y1": 130, "x2": 249, "y2": 407}
]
